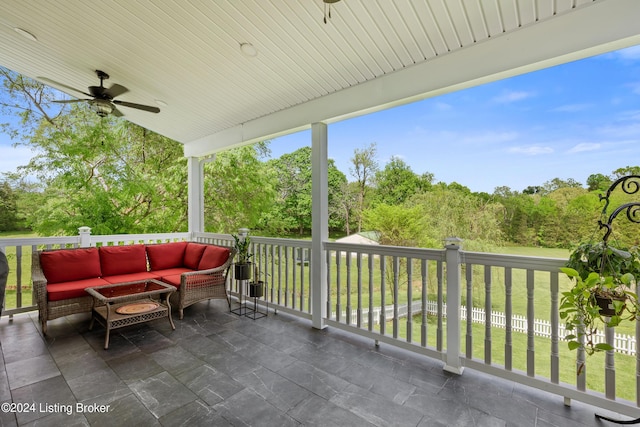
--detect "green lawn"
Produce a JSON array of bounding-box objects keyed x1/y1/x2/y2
[{"x1": 1, "y1": 231, "x2": 37, "y2": 310}]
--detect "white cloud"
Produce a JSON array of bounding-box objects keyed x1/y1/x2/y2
[
  {"x1": 551, "y1": 103, "x2": 592, "y2": 113},
  {"x1": 492, "y1": 90, "x2": 535, "y2": 104},
  {"x1": 597, "y1": 122, "x2": 640, "y2": 138},
  {"x1": 508, "y1": 145, "x2": 554, "y2": 156},
  {"x1": 615, "y1": 45, "x2": 640, "y2": 61},
  {"x1": 463, "y1": 131, "x2": 519, "y2": 144},
  {"x1": 630, "y1": 82, "x2": 640, "y2": 95},
  {"x1": 567, "y1": 143, "x2": 601, "y2": 153},
  {"x1": 434, "y1": 102, "x2": 453, "y2": 111}
]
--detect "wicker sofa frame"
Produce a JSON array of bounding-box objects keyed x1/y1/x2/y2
[
  {"x1": 32, "y1": 243, "x2": 236, "y2": 334},
  {"x1": 169, "y1": 248, "x2": 236, "y2": 320}
]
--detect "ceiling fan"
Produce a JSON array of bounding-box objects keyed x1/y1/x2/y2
[{"x1": 48, "y1": 70, "x2": 160, "y2": 117}]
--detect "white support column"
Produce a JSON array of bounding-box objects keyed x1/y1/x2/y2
[
  {"x1": 311, "y1": 122, "x2": 328, "y2": 330},
  {"x1": 444, "y1": 237, "x2": 464, "y2": 374},
  {"x1": 187, "y1": 156, "x2": 205, "y2": 235}
]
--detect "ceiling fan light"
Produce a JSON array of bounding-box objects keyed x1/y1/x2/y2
[{"x1": 91, "y1": 100, "x2": 114, "y2": 117}]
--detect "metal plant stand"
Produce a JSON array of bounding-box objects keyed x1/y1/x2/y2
[
  {"x1": 593, "y1": 175, "x2": 640, "y2": 424},
  {"x1": 246, "y1": 281, "x2": 267, "y2": 320},
  {"x1": 230, "y1": 278, "x2": 251, "y2": 316}
]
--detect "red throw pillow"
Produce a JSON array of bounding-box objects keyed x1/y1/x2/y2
[
  {"x1": 183, "y1": 243, "x2": 208, "y2": 269},
  {"x1": 40, "y1": 248, "x2": 101, "y2": 284},
  {"x1": 198, "y1": 245, "x2": 230, "y2": 270},
  {"x1": 99, "y1": 245, "x2": 148, "y2": 276},
  {"x1": 146, "y1": 242, "x2": 188, "y2": 270}
]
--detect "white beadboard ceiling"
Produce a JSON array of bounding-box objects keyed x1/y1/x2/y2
[{"x1": 0, "y1": 0, "x2": 638, "y2": 158}]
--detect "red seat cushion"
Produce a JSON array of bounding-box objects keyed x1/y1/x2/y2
[
  {"x1": 184, "y1": 243, "x2": 208, "y2": 269},
  {"x1": 99, "y1": 245, "x2": 148, "y2": 277},
  {"x1": 101, "y1": 272, "x2": 159, "y2": 284},
  {"x1": 152, "y1": 267, "x2": 193, "y2": 277},
  {"x1": 146, "y1": 242, "x2": 188, "y2": 271},
  {"x1": 159, "y1": 274, "x2": 183, "y2": 289},
  {"x1": 40, "y1": 248, "x2": 102, "y2": 284},
  {"x1": 47, "y1": 277, "x2": 110, "y2": 301},
  {"x1": 198, "y1": 246, "x2": 230, "y2": 270}
]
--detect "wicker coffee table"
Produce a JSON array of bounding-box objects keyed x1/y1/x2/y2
[{"x1": 86, "y1": 279, "x2": 176, "y2": 349}]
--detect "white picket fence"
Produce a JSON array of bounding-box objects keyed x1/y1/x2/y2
[{"x1": 332, "y1": 300, "x2": 637, "y2": 355}]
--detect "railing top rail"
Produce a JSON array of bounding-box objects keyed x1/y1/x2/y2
[
  {"x1": 90, "y1": 232, "x2": 191, "y2": 242},
  {"x1": 325, "y1": 241, "x2": 445, "y2": 260},
  {"x1": 193, "y1": 232, "x2": 312, "y2": 248},
  {"x1": 462, "y1": 251, "x2": 566, "y2": 272},
  {"x1": 0, "y1": 236, "x2": 78, "y2": 247}
]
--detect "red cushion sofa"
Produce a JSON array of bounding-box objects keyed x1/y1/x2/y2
[{"x1": 32, "y1": 241, "x2": 236, "y2": 334}]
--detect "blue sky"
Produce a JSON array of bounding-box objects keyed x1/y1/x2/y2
[
  {"x1": 269, "y1": 44, "x2": 640, "y2": 193},
  {"x1": 1, "y1": 44, "x2": 640, "y2": 193}
]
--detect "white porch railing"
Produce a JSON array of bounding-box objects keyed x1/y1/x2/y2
[
  {"x1": 333, "y1": 301, "x2": 638, "y2": 355},
  {"x1": 1, "y1": 229, "x2": 639, "y2": 418}
]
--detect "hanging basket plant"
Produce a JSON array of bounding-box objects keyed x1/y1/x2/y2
[{"x1": 560, "y1": 175, "x2": 640, "y2": 362}]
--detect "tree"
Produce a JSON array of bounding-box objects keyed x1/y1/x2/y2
[
  {"x1": 409, "y1": 187, "x2": 504, "y2": 250},
  {"x1": 337, "y1": 181, "x2": 359, "y2": 235},
  {"x1": 1, "y1": 172, "x2": 43, "y2": 230},
  {"x1": 586, "y1": 173, "x2": 612, "y2": 192},
  {"x1": 27, "y1": 116, "x2": 188, "y2": 235},
  {"x1": 613, "y1": 166, "x2": 640, "y2": 179},
  {"x1": 1, "y1": 68, "x2": 189, "y2": 234},
  {"x1": 349, "y1": 142, "x2": 378, "y2": 232},
  {"x1": 363, "y1": 203, "x2": 424, "y2": 304},
  {"x1": 0, "y1": 181, "x2": 18, "y2": 231},
  {"x1": 373, "y1": 156, "x2": 430, "y2": 205},
  {"x1": 204, "y1": 142, "x2": 275, "y2": 233},
  {"x1": 522, "y1": 186, "x2": 542, "y2": 195},
  {"x1": 266, "y1": 146, "x2": 346, "y2": 235},
  {"x1": 542, "y1": 177, "x2": 583, "y2": 194}
]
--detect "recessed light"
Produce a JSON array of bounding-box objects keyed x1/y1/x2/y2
[
  {"x1": 240, "y1": 43, "x2": 258, "y2": 57},
  {"x1": 155, "y1": 99, "x2": 168, "y2": 107},
  {"x1": 14, "y1": 27, "x2": 37, "y2": 42}
]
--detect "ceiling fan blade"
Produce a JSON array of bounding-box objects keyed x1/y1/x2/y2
[
  {"x1": 112, "y1": 100, "x2": 160, "y2": 113},
  {"x1": 104, "y1": 84, "x2": 128, "y2": 99},
  {"x1": 52, "y1": 99, "x2": 88, "y2": 104},
  {"x1": 112, "y1": 107, "x2": 124, "y2": 117},
  {"x1": 38, "y1": 77, "x2": 92, "y2": 98}
]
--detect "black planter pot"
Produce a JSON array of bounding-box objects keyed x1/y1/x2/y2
[
  {"x1": 596, "y1": 295, "x2": 626, "y2": 317},
  {"x1": 249, "y1": 281, "x2": 264, "y2": 298},
  {"x1": 234, "y1": 263, "x2": 252, "y2": 281}
]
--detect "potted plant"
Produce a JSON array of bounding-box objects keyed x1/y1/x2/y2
[
  {"x1": 560, "y1": 241, "x2": 640, "y2": 363},
  {"x1": 232, "y1": 232, "x2": 253, "y2": 280},
  {"x1": 249, "y1": 265, "x2": 264, "y2": 298}
]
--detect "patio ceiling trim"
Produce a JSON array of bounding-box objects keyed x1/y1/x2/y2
[{"x1": 184, "y1": 0, "x2": 640, "y2": 158}]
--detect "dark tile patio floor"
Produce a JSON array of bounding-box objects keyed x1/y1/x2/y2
[{"x1": 0, "y1": 300, "x2": 634, "y2": 426}]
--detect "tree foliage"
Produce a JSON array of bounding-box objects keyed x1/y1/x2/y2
[
  {"x1": 1, "y1": 68, "x2": 187, "y2": 235},
  {"x1": 0, "y1": 181, "x2": 18, "y2": 231},
  {"x1": 373, "y1": 156, "x2": 431, "y2": 205},
  {"x1": 350, "y1": 142, "x2": 378, "y2": 232},
  {"x1": 204, "y1": 143, "x2": 275, "y2": 233},
  {"x1": 265, "y1": 146, "x2": 346, "y2": 235}
]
